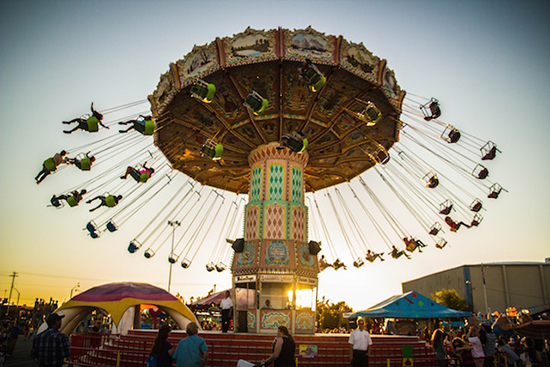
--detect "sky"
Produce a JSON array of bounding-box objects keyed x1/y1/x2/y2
[{"x1": 1, "y1": 0, "x2": 549, "y2": 312}]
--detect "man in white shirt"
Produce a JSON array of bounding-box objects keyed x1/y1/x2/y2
[
  {"x1": 220, "y1": 290, "x2": 233, "y2": 333},
  {"x1": 349, "y1": 317, "x2": 373, "y2": 366}
]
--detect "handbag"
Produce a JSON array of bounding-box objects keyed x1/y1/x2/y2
[{"x1": 146, "y1": 353, "x2": 157, "y2": 367}]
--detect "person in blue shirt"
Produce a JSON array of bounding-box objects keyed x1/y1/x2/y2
[{"x1": 173, "y1": 322, "x2": 208, "y2": 367}]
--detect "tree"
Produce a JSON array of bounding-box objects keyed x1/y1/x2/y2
[
  {"x1": 431, "y1": 289, "x2": 470, "y2": 311},
  {"x1": 316, "y1": 300, "x2": 353, "y2": 330}
]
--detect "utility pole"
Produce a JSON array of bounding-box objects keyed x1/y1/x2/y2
[{"x1": 6, "y1": 272, "x2": 18, "y2": 316}]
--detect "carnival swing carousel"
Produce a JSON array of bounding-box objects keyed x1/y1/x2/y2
[{"x1": 37, "y1": 27, "x2": 505, "y2": 334}]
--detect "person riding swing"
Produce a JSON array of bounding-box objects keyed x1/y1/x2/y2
[{"x1": 63, "y1": 103, "x2": 109, "y2": 134}]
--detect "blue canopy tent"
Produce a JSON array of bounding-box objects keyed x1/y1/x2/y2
[{"x1": 351, "y1": 291, "x2": 472, "y2": 319}]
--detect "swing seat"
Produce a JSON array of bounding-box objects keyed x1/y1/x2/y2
[
  {"x1": 470, "y1": 199, "x2": 482, "y2": 212},
  {"x1": 375, "y1": 150, "x2": 390, "y2": 165},
  {"x1": 448, "y1": 128, "x2": 461, "y2": 143},
  {"x1": 423, "y1": 172, "x2": 439, "y2": 188},
  {"x1": 406, "y1": 243, "x2": 416, "y2": 252},
  {"x1": 216, "y1": 263, "x2": 226, "y2": 272},
  {"x1": 429, "y1": 222, "x2": 442, "y2": 236},
  {"x1": 436, "y1": 238, "x2": 448, "y2": 249},
  {"x1": 143, "y1": 119, "x2": 155, "y2": 135},
  {"x1": 139, "y1": 172, "x2": 150, "y2": 183},
  {"x1": 421, "y1": 98, "x2": 441, "y2": 121},
  {"x1": 361, "y1": 103, "x2": 382, "y2": 126},
  {"x1": 66, "y1": 196, "x2": 78, "y2": 207},
  {"x1": 105, "y1": 195, "x2": 117, "y2": 207},
  {"x1": 471, "y1": 214, "x2": 483, "y2": 227},
  {"x1": 473, "y1": 164, "x2": 489, "y2": 179},
  {"x1": 191, "y1": 80, "x2": 216, "y2": 103},
  {"x1": 206, "y1": 263, "x2": 215, "y2": 272},
  {"x1": 128, "y1": 240, "x2": 141, "y2": 253},
  {"x1": 201, "y1": 145, "x2": 215, "y2": 158},
  {"x1": 488, "y1": 183, "x2": 503, "y2": 199},
  {"x1": 44, "y1": 158, "x2": 56, "y2": 172},
  {"x1": 244, "y1": 91, "x2": 268, "y2": 115},
  {"x1": 86, "y1": 116, "x2": 99, "y2": 132},
  {"x1": 144, "y1": 249, "x2": 155, "y2": 258},
  {"x1": 86, "y1": 221, "x2": 97, "y2": 234},
  {"x1": 90, "y1": 232, "x2": 99, "y2": 239},
  {"x1": 78, "y1": 157, "x2": 91, "y2": 171},
  {"x1": 213, "y1": 144, "x2": 223, "y2": 160},
  {"x1": 391, "y1": 251, "x2": 403, "y2": 259},
  {"x1": 310, "y1": 74, "x2": 326, "y2": 92},
  {"x1": 481, "y1": 141, "x2": 499, "y2": 160},
  {"x1": 366, "y1": 255, "x2": 376, "y2": 263},
  {"x1": 353, "y1": 258, "x2": 364, "y2": 268},
  {"x1": 439, "y1": 200, "x2": 453, "y2": 215},
  {"x1": 106, "y1": 221, "x2": 117, "y2": 232},
  {"x1": 168, "y1": 255, "x2": 177, "y2": 264},
  {"x1": 181, "y1": 259, "x2": 191, "y2": 268}
]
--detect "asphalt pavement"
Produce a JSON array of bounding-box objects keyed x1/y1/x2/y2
[{"x1": 4, "y1": 337, "x2": 37, "y2": 367}]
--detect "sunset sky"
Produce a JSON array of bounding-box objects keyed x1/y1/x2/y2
[{"x1": 1, "y1": 0, "x2": 549, "y2": 312}]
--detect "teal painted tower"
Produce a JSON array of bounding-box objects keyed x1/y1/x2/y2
[{"x1": 231, "y1": 143, "x2": 318, "y2": 334}]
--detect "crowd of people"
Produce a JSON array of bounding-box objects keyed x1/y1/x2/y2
[{"x1": 424, "y1": 313, "x2": 549, "y2": 367}]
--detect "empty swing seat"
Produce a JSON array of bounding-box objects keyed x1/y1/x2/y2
[
  {"x1": 181, "y1": 259, "x2": 191, "y2": 268},
  {"x1": 168, "y1": 255, "x2": 177, "y2": 264},
  {"x1": 353, "y1": 258, "x2": 365, "y2": 268},
  {"x1": 439, "y1": 200, "x2": 453, "y2": 215},
  {"x1": 481, "y1": 141, "x2": 499, "y2": 160},
  {"x1": 473, "y1": 164, "x2": 489, "y2": 179},
  {"x1": 216, "y1": 263, "x2": 226, "y2": 272},
  {"x1": 144, "y1": 249, "x2": 155, "y2": 258},
  {"x1": 421, "y1": 98, "x2": 441, "y2": 121},
  {"x1": 362, "y1": 103, "x2": 382, "y2": 126},
  {"x1": 448, "y1": 128, "x2": 461, "y2": 143},
  {"x1": 244, "y1": 91, "x2": 268, "y2": 115},
  {"x1": 206, "y1": 263, "x2": 215, "y2": 272},
  {"x1": 429, "y1": 222, "x2": 442, "y2": 236},
  {"x1": 436, "y1": 238, "x2": 448, "y2": 249},
  {"x1": 488, "y1": 183, "x2": 503, "y2": 199},
  {"x1": 128, "y1": 240, "x2": 141, "y2": 253},
  {"x1": 106, "y1": 220, "x2": 117, "y2": 232},
  {"x1": 86, "y1": 116, "x2": 99, "y2": 132},
  {"x1": 191, "y1": 80, "x2": 216, "y2": 103},
  {"x1": 86, "y1": 221, "x2": 97, "y2": 234}
]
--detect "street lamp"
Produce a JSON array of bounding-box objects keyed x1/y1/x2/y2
[
  {"x1": 167, "y1": 220, "x2": 181, "y2": 293},
  {"x1": 70, "y1": 283, "x2": 80, "y2": 299}
]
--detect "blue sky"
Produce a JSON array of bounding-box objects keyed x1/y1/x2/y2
[{"x1": 1, "y1": 0, "x2": 549, "y2": 311}]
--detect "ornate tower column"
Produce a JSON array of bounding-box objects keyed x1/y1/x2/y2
[{"x1": 231, "y1": 143, "x2": 319, "y2": 334}]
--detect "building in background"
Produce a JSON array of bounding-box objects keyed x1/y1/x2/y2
[{"x1": 402, "y1": 261, "x2": 550, "y2": 316}]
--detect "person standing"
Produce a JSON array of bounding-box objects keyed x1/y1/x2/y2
[
  {"x1": 172, "y1": 322, "x2": 208, "y2": 367},
  {"x1": 431, "y1": 329, "x2": 447, "y2": 367},
  {"x1": 220, "y1": 290, "x2": 233, "y2": 333},
  {"x1": 149, "y1": 324, "x2": 174, "y2": 367},
  {"x1": 31, "y1": 313, "x2": 70, "y2": 367},
  {"x1": 349, "y1": 317, "x2": 373, "y2": 367}
]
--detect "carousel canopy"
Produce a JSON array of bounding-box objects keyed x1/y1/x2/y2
[{"x1": 351, "y1": 290, "x2": 472, "y2": 319}]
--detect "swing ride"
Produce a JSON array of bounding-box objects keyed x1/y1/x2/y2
[{"x1": 38, "y1": 27, "x2": 506, "y2": 334}]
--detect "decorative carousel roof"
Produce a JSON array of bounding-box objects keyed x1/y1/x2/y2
[{"x1": 150, "y1": 26, "x2": 406, "y2": 194}]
